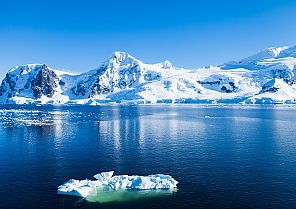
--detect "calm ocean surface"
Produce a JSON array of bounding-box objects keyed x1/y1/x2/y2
[{"x1": 1, "y1": 105, "x2": 296, "y2": 209}]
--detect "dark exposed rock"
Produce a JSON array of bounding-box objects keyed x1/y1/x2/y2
[
  {"x1": 30, "y1": 64, "x2": 59, "y2": 98},
  {"x1": 229, "y1": 81, "x2": 235, "y2": 88},
  {"x1": 71, "y1": 82, "x2": 87, "y2": 96},
  {"x1": 260, "y1": 79, "x2": 286, "y2": 93},
  {"x1": 117, "y1": 64, "x2": 141, "y2": 88},
  {"x1": 199, "y1": 79, "x2": 237, "y2": 93},
  {"x1": 0, "y1": 74, "x2": 16, "y2": 97},
  {"x1": 178, "y1": 79, "x2": 201, "y2": 93},
  {"x1": 163, "y1": 80, "x2": 172, "y2": 89},
  {"x1": 197, "y1": 80, "x2": 221, "y2": 85},
  {"x1": 144, "y1": 71, "x2": 161, "y2": 81},
  {"x1": 273, "y1": 68, "x2": 294, "y2": 85},
  {"x1": 24, "y1": 81, "x2": 31, "y2": 89},
  {"x1": 0, "y1": 81, "x2": 6, "y2": 97},
  {"x1": 262, "y1": 86, "x2": 279, "y2": 93},
  {"x1": 220, "y1": 81, "x2": 237, "y2": 93},
  {"x1": 91, "y1": 76, "x2": 106, "y2": 96},
  {"x1": 0, "y1": 64, "x2": 60, "y2": 99},
  {"x1": 59, "y1": 80, "x2": 65, "y2": 86},
  {"x1": 118, "y1": 79, "x2": 127, "y2": 89},
  {"x1": 5, "y1": 74, "x2": 16, "y2": 91},
  {"x1": 221, "y1": 86, "x2": 231, "y2": 92}
]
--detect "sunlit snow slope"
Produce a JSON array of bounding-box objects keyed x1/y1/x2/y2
[{"x1": 1, "y1": 47, "x2": 296, "y2": 105}]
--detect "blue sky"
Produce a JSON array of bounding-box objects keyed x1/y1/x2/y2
[{"x1": 1, "y1": 0, "x2": 296, "y2": 78}]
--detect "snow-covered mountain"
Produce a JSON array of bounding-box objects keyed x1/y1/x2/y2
[{"x1": 1, "y1": 47, "x2": 296, "y2": 105}]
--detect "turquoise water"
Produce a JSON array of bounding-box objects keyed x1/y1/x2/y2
[
  {"x1": 86, "y1": 187, "x2": 177, "y2": 203},
  {"x1": 1, "y1": 105, "x2": 296, "y2": 208}
]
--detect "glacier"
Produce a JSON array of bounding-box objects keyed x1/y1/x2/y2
[
  {"x1": 57, "y1": 171, "x2": 178, "y2": 198},
  {"x1": 1, "y1": 46, "x2": 296, "y2": 105}
]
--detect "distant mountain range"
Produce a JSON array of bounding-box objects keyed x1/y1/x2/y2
[{"x1": 1, "y1": 47, "x2": 296, "y2": 105}]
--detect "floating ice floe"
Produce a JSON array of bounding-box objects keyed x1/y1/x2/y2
[{"x1": 57, "y1": 171, "x2": 178, "y2": 198}]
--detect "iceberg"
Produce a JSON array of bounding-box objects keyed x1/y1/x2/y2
[{"x1": 57, "y1": 171, "x2": 178, "y2": 198}]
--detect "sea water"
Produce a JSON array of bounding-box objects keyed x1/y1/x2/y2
[{"x1": 1, "y1": 105, "x2": 296, "y2": 208}]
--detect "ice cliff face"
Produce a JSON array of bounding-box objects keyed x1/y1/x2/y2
[{"x1": 1, "y1": 47, "x2": 296, "y2": 105}]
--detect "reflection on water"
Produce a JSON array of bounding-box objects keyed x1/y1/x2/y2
[{"x1": 86, "y1": 187, "x2": 177, "y2": 203}]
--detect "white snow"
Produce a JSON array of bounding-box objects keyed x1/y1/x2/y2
[
  {"x1": 57, "y1": 171, "x2": 178, "y2": 198},
  {"x1": 245, "y1": 78, "x2": 296, "y2": 104},
  {"x1": 1, "y1": 46, "x2": 296, "y2": 105}
]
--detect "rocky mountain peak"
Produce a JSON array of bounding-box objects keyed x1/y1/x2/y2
[{"x1": 109, "y1": 51, "x2": 139, "y2": 65}]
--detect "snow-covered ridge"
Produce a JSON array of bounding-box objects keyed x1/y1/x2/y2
[
  {"x1": 57, "y1": 171, "x2": 178, "y2": 198},
  {"x1": 1, "y1": 47, "x2": 296, "y2": 105}
]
